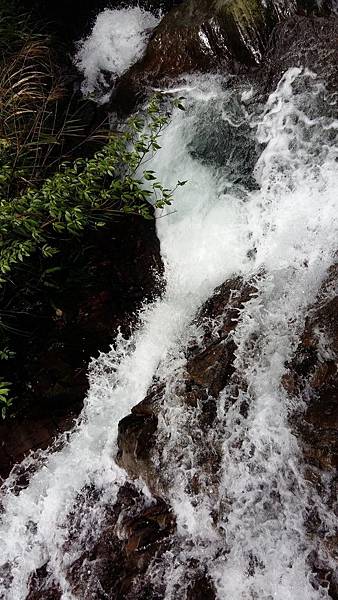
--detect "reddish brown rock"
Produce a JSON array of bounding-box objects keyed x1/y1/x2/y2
[{"x1": 112, "y1": 0, "x2": 298, "y2": 113}]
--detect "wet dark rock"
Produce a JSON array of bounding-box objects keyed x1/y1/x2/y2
[
  {"x1": 115, "y1": 262, "x2": 338, "y2": 595},
  {"x1": 184, "y1": 277, "x2": 255, "y2": 398},
  {"x1": 117, "y1": 276, "x2": 255, "y2": 492},
  {"x1": 308, "y1": 547, "x2": 338, "y2": 600},
  {"x1": 27, "y1": 564, "x2": 61, "y2": 600},
  {"x1": 262, "y1": 15, "x2": 338, "y2": 95},
  {"x1": 286, "y1": 263, "x2": 338, "y2": 475},
  {"x1": 113, "y1": 0, "x2": 273, "y2": 111},
  {"x1": 117, "y1": 412, "x2": 159, "y2": 483},
  {"x1": 186, "y1": 573, "x2": 216, "y2": 600},
  {"x1": 65, "y1": 484, "x2": 174, "y2": 599},
  {"x1": 23, "y1": 260, "x2": 338, "y2": 597},
  {"x1": 284, "y1": 263, "x2": 338, "y2": 596},
  {"x1": 187, "y1": 341, "x2": 235, "y2": 397},
  {"x1": 112, "y1": 0, "x2": 336, "y2": 112},
  {"x1": 25, "y1": 482, "x2": 174, "y2": 599}
]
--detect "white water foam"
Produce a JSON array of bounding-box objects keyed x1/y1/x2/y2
[
  {"x1": 142, "y1": 69, "x2": 338, "y2": 599},
  {"x1": 74, "y1": 7, "x2": 160, "y2": 98},
  {"x1": 0, "y1": 67, "x2": 337, "y2": 599}
]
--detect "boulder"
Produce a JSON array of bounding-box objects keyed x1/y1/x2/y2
[{"x1": 112, "y1": 0, "x2": 336, "y2": 112}]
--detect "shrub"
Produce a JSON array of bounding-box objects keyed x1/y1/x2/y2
[
  {"x1": 0, "y1": 0, "x2": 186, "y2": 418},
  {"x1": 0, "y1": 95, "x2": 181, "y2": 281},
  {"x1": 0, "y1": 89, "x2": 185, "y2": 416}
]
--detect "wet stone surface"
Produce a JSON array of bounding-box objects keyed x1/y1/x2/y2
[
  {"x1": 27, "y1": 483, "x2": 175, "y2": 600},
  {"x1": 116, "y1": 277, "x2": 256, "y2": 495},
  {"x1": 284, "y1": 263, "x2": 338, "y2": 597}
]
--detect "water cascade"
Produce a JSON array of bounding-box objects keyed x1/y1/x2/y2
[
  {"x1": 0, "y1": 6, "x2": 337, "y2": 600},
  {"x1": 75, "y1": 7, "x2": 161, "y2": 98}
]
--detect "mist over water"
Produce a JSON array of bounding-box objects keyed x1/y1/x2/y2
[{"x1": 0, "y1": 9, "x2": 337, "y2": 599}]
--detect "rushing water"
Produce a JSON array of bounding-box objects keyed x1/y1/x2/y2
[
  {"x1": 0, "y1": 10, "x2": 337, "y2": 600},
  {"x1": 75, "y1": 6, "x2": 160, "y2": 99}
]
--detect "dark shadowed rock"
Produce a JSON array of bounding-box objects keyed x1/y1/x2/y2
[
  {"x1": 285, "y1": 263, "x2": 338, "y2": 474},
  {"x1": 112, "y1": 0, "x2": 337, "y2": 112},
  {"x1": 186, "y1": 573, "x2": 216, "y2": 600},
  {"x1": 117, "y1": 412, "x2": 158, "y2": 482},
  {"x1": 26, "y1": 482, "x2": 174, "y2": 599},
  {"x1": 27, "y1": 564, "x2": 61, "y2": 600},
  {"x1": 283, "y1": 263, "x2": 338, "y2": 597},
  {"x1": 262, "y1": 15, "x2": 338, "y2": 94},
  {"x1": 0, "y1": 215, "x2": 163, "y2": 480},
  {"x1": 65, "y1": 484, "x2": 174, "y2": 599}
]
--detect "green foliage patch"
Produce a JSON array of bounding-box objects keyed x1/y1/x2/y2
[
  {"x1": 0, "y1": 90, "x2": 185, "y2": 417},
  {"x1": 0, "y1": 0, "x2": 186, "y2": 418},
  {"x1": 0, "y1": 95, "x2": 182, "y2": 283}
]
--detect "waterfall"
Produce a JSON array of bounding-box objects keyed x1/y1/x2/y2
[
  {"x1": 0, "y1": 16, "x2": 337, "y2": 600},
  {"x1": 74, "y1": 7, "x2": 161, "y2": 99}
]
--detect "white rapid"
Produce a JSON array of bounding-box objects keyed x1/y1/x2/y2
[
  {"x1": 74, "y1": 6, "x2": 160, "y2": 98},
  {"x1": 0, "y1": 64, "x2": 337, "y2": 600}
]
